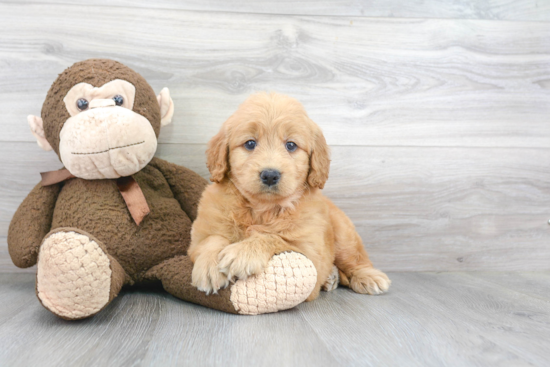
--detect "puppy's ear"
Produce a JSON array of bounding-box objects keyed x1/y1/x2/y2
[
  {"x1": 206, "y1": 128, "x2": 229, "y2": 183},
  {"x1": 307, "y1": 123, "x2": 331, "y2": 189}
]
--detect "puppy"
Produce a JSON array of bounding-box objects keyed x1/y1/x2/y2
[{"x1": 189, "y1": 92, "x2": 390, "y2": 301}]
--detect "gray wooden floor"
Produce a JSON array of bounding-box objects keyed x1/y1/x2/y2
[{"x1": 1, "y1": 272, "x2": 549, "y2": 367}]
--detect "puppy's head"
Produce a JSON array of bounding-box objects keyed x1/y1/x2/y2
[{"x1": 207, "y1": 92, "x2": 330, "y2": 204}]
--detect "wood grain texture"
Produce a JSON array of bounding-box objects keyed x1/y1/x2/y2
[
  {"x1": 2, "y1": 143, "x2": 549, "y2": 272},
  {"x1": 10, "y1": 0, "x2": 550, "y2": 21},
  {"x1": 467, "y1": 272, "x2": 550, "y2": 301},
  {"x1": 138, "y1": 296, "x2": 337, "y2": 367},
  {"x1": 1, "y1": 3, "x2": 550, "y2": 148},
  {"x1": 300, "y1": 272, "x2": 550, "y2": 367},
  {"x1": 1, "y1": 272, "x2": 550, "y2": 366},
  {"x1": 1, "y1": 2, "x2": 549, "y2": 273}
]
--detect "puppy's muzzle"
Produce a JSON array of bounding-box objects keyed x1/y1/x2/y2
[{"x1": 260, "y1": 169, "x2": 281, "y2": 187}]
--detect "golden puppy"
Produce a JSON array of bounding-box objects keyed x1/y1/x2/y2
[{"x1": 189, "y1": 92, "x2": 390, "y2": 301}]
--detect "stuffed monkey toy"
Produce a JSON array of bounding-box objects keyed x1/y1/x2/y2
[{"x1": 8, "y1": 59, "x2": 317, "y2": 320}]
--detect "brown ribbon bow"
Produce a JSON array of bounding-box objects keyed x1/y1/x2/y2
[{"x1": 40, "y1": 168, "x2": 150, "y2": 226}]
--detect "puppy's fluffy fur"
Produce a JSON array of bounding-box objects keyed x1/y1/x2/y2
[{"x1": 189, "y1": 92, "x2": 390, "y2": 300}]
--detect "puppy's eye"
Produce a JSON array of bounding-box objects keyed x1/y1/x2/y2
[
  {"x1": 286, "y1": 141, "x2": 298, "y2": 152},
  {"x1": 76, "y1": 98, "x2": 89, "y2": 111},
  {"x1": 244, "y1": 140, "x2": 256, "y2": 151},
  {"x1": 113, "y1": 95, "x2": 124, "y2": 106}
]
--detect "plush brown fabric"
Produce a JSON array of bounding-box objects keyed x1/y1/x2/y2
[
  {"x1": 8, "y1": 183, "x2": 61, "y2": 268},
  {"x1": 41, "y1": 59, "x2": 161, "y2": 156},
  {"x1": 48, "y1": 158, "x2": 200, "y2": 281},
  {"x1": 148, "y1": 158, "x2": 208, "y2": 221},
  {"x1": 146, "y1": 255, "x2": 238, "y2": 314}
]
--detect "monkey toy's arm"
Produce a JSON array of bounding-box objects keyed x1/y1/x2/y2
[
  {"x1": 149, "y1": 157, "x2": 209, "y2": 221},
  {"x1": 7, "y1": 183, "x2": 61, "y2": 268}
]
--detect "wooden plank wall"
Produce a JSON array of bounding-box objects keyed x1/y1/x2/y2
[{"x1": 0, "y1": 1, "x2": 549, "y2": 272}]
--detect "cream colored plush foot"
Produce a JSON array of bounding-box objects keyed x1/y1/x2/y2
[
  {"x1": 229, "y1": 252, "x2": 317, "y2": 315},
  {"x1": 321, "y1": 265, "x2": 339, "y2": 292},
  {"x1": 37, "y1": 230, "x2": 112, "y2": 319}
]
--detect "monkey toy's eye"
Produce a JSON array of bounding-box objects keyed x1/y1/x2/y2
[
  {"x1": 76, "y1": 98, "x2": 89, "y2": 111},
  {"x1": 244, "y1": 140, "x2": 256, "y2": 151},
  {"x1": 286, "y1": 141, "x2": 298, "y2": 152},
  {"x1": 112, "y1": 95, "x2": 124, "y2": 106}
]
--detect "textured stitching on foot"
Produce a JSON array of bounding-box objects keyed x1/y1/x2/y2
[
  {"x1": 230, "y1": 252, "x2": 317, "y2": 315},
  {"x1": 37, "y1": 231, "x2": 111, "y2": 319}
]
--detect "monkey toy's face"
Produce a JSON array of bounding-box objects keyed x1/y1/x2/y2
[
  {"x1": 28, "y1": 59, "x2": 174, "y2": 179},
  {"x1": 58, "y1": 79, "x2": 159, "y2": 179}
]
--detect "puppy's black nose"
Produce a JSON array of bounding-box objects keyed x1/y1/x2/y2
[{"x1": 260, "y1": 169, "x2": 281, "y2": 186}]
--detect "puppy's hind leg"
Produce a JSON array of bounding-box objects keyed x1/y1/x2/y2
[{"x1": 326, "y1": 198, "x2": 391, "y2": 295}]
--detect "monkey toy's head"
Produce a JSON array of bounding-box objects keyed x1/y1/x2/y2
[{"x1": 28, "y1": 59, "x2": 174, "y2": 179}]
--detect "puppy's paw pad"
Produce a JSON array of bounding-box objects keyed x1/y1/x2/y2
[
  {"x1": 230, "y1": 252, "x2": 317, "y2": 315},
  {"x1": 350, "y1": 268, "x2": 391, "y2": 295}
]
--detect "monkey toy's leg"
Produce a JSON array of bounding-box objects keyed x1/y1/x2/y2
[
  {"x1": 36, "y1": 228, "x2": 127, "y2": 320},
  {"x1": 147, "y1": 252, "x2": 317, "y2": 315}
]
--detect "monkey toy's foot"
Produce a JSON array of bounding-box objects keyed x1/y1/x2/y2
[
  {"x1": 36, "y1": 228, "x2": 125, "y2": 320},
  {"x1": 229, "y1": 252, "x2": 317, "y2": 315},
  {"x1": 153, "y1": 251, "x2": 317, "y2": 315}
]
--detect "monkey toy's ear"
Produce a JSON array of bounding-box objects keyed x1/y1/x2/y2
[
  {"x1": 27, "y1": 115, "x2": 52, "y2": 151},
  {"x1": 157, "y1": 87, "x2": 175, "y2": 127}
]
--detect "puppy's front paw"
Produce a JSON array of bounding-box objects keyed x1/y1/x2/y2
[
  {"x1": 191, "y1": 255, "x2": 229, "y2": 295},
  {"x1": 350, "y1": 267, "x2": 391, "y2": 295},
  {"x1": 217, "y1": 242, "x2": 271, "y2": 281}
]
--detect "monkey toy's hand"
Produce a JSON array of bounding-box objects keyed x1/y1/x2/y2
[{"x1": 8, "y1": 183, "x2": 60, "y2": 268}]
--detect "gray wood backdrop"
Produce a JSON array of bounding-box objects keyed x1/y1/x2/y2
[{"x1": 1, "y1": 1, "x2": 549, "y2": 273}]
